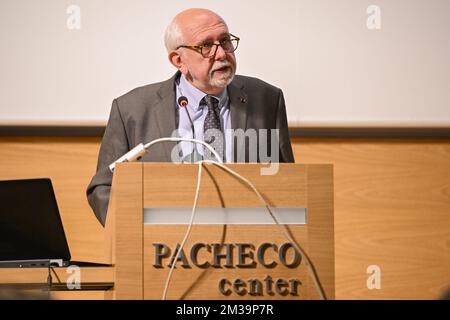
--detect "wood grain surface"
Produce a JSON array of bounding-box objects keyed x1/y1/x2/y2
[
  {"x1": 139, "y1": 163, "x2": 333, "y2": 300},
  {"x1": 1, "y1": 136, "x2": 449, "y2": 299}
]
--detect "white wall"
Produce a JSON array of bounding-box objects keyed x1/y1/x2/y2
[{"x1": 0, "y1": 0, "x2": 449, "y2": 127}]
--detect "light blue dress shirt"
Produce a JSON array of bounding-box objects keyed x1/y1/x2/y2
[{"x1": 175, "y1": 74, "x2": 232, "y2": 162}]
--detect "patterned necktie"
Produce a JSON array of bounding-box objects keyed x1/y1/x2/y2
[{"x1": 203, "y1": 95, "x2": 224, "y2": 160}]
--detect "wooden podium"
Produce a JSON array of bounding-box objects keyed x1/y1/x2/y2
[{"x1": 105, "y1": 163, "x2": 334, "y2": 300}]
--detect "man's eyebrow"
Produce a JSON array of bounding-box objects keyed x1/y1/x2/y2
[{"x1": 198, "y1": 33, "x2": 231, "y2": 45}]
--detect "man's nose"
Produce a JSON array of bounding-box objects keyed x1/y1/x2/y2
[{"x1": 213, "y1": 44, "x2": 227, "y2": 60}]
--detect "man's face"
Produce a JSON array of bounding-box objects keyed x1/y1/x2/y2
[{"x1": 177, "y1": 13, "x2": 237, "y2": 94}]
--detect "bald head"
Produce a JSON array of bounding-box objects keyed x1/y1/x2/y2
[
  {"x1": 164, "y1": 8, "x2": 228, "y2": 52},
  {"x1": 174, "y1": 8, "x2": 226, "y2": 26},
  {"x1": 165, "y1": 8, "x2": 237, "y2": 94}
]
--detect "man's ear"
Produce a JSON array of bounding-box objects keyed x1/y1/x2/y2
[{"x1": 168, "y1": 51, "x2": 188, "y2": 75}]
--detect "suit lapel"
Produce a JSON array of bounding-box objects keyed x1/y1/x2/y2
[
  {"x1": 152, "y1": 73, "x2": 178, "y2": 160},
  {"x1": 228, "y1": 76, "x2": 248, "y2": 131}
]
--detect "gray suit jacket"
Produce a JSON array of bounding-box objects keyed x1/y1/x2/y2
[{"x1": 87, "y1": 72, "x2": 294, "y2": 226}]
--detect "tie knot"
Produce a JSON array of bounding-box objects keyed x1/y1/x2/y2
[{"x1": 203, "y1": 95, "x2": 219, "y2": 111}]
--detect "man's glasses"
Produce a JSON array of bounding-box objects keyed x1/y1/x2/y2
[{"x1": 177, "y1": 34, "x2": 240, "y2": 58}]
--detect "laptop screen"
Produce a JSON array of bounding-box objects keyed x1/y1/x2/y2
[{"x1": 0, "y1": 178, "x2": 71, "y2": 262}]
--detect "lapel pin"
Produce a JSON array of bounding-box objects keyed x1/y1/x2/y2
[{"x1": 239, "y1": 97, "x2": 247, "y2": 103}]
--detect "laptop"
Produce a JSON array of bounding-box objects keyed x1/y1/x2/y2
[{"x1": 0, "y1": 178, "x2": 109, "y2": 268}]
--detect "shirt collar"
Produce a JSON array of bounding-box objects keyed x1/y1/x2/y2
[{"x1": 177, "y1": 74, "x2": 228, "y2": 111}]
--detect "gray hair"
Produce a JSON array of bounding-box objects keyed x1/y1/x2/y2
[
  {"x1": 164, "y1": 18, "x2": 184, "y2": 52},
  {"x1": 164, "y1": 10, "x2": 228, "y2": 53}
]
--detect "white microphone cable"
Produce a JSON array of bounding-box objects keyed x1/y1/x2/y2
[
  {"x1": 108, "y1": 136, "x2": 222, "y2": 298},
  {"x1": 161, "y1": 160, "x2": 204, "y2": 300},
  {"x1": 201, "y1": 160, "x2": 327, "y2": 300},
  {"x1": 144, "y1": 138, "x2": 221, "y2": 163},
  {"x1": 162, "y1": 160, "x2": 327, "y2": 300},
  {"x1": 109, "y1": 137, "x2": 222, "y2": 172}
]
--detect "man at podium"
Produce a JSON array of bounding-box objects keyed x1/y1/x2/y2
[{"x1": 86, "y1": 8, "x2": 294, "y2": 226}]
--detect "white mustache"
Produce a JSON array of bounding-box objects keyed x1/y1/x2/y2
[{"x1": 211, "y1": 61, "x2": 233, "y2": 73}]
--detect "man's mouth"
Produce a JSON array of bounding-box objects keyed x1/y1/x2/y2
[{"x1": 213, "y1": 66, "x2": 230, "y2": 73}]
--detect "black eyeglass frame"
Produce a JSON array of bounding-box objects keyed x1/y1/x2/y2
[{"x1": 176, "y1": 34, "x2": 240, "y2": 58}]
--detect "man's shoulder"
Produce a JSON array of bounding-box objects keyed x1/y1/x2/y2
[
  {"x1": 110, "y1": 75, "x2": 176, "y2": 119},
  {"x1": 233, "y1": 74, "x2": 281, "y2": 93},
  {"x1": 115, "y1": 77, "x2": 173, "y2": 105}
]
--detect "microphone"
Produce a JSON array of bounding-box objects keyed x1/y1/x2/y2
[
  {"x1": 108, "y1": 97, "x2": 218, "y2": 172},
  {"x1": 178, "y1": 96, "x2": 202, "y2": 163},
  {"x1": 178, "y1": 96, "x2": 188, "y2": 108},
  {"x1": 178, "y1": 96, "x2": 194, "y2": 139},
  {"x1": 108, "y1": 137, "x2": 222, "y2": 172},
  {"x1": 108, "y1": 143, "x2": 146, "y2": 172}
]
